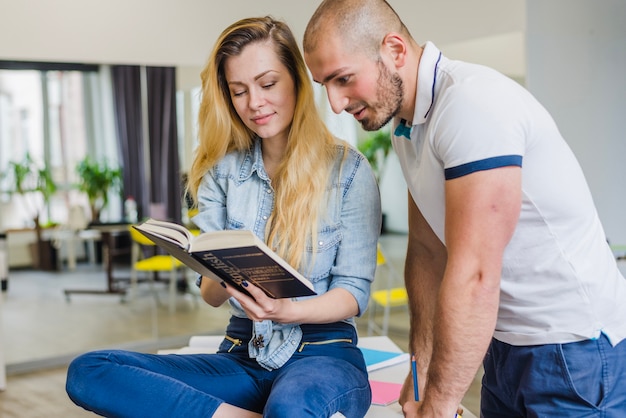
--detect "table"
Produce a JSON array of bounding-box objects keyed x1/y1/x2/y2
[
  {"x1": 52, "y1": 227, "x2": 101, "y2": 270},
  {"x1": 64, "y1": 223, "x2": 131, "y2": 300},
  {"x1": 0, "y1": 234, "x2": 6, "y2": 390},
  {"x1": 362, "y1": 336, "x2": 476, "y2": 418}
]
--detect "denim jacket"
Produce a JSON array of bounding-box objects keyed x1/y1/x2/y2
[{"x1": 192, "y1": 138, "x2": 381, "y2": 370}]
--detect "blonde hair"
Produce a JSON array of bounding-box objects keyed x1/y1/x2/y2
[{"x1": 188, "y1": 16, "x2": 339, "y2": 269}]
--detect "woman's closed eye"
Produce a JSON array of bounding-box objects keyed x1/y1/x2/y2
[{"x1": 261, "y1": 81, "x2": 277, "y2": 90}]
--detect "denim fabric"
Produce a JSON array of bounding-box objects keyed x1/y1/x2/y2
[
  {"x1": 481, "y1": 333, "x2": 626, "y2": 417},
  {"x1": 66, "y1": 322, "x2": 371, "y2": 418},
  {"x1": 192, "y1": 138, "x2": 381, "y2": 369}
]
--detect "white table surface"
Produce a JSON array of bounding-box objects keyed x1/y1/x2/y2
[{"x1": 361, "y1": 336, "x2": 476, "y2": 418}]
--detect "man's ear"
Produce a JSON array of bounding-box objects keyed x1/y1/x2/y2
[{"x1": 381, "y1": 33, "x2": 408, "y2": 69}]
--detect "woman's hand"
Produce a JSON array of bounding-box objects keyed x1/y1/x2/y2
[
  {"x1": 222, "y1": 281, "x2": 296, "y2": 323},
  {"x1": 223, "y1": 280, "x2": 358, "y2": 324}
]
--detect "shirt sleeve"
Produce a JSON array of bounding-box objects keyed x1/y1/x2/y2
[{"x1": 432, "y1": 73, "x2": 526, "y2": 179}]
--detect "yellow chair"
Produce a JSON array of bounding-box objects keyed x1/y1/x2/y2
[
  {"x1": 367, "y1": 243, "x2": 408, "y2": 336},
  {"x1": 128, "y1": 226, "x2": 185, "y2": 313}
]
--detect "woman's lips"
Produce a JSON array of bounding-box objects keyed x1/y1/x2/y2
[{"x1": 252, "y1": 113, "x2": 274, "y2": 125}]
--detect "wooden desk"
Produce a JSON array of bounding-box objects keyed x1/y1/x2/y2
[{"x1": 64, "y1": 223, "x2": 131, "y2": 300}]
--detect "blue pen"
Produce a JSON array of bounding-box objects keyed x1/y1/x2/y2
[
  {"x1": 412, "y1": 354, "x2": 462, "y2": 417},
  {"x1": 411, "y1": 354, "x2": 419, "y2": 401}
]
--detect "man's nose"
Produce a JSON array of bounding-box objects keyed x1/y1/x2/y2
[{"x1": 326, "y1": 87, "x2": 348, "y2": 115}]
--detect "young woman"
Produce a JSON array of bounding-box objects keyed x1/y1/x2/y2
[{"x1": 66, "y1": 16, "x2": 381, "y2": 418}]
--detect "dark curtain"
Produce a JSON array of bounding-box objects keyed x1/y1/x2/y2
[
  {"x1": 110, "y1": 66, "x2": 147, "y2": 220},
  {"x1": 111, "y1": 65, "x2": 181, "y2": 224},
  {"x1": 146, "y1": 67, "x2": 181, "y2": 223}
]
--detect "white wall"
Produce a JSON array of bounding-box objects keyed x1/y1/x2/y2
[
  {"x1": 4, "y1": 0, "x2": 623, "y2": 243},
  {"x1": 0, "y1": 0, "x2": 523, "y2": 67},
  {"x1": 526, "y1": 0, "x2": 626, "y2": 244}
]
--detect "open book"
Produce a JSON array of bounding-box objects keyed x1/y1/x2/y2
[{"x1": 133, "y1": 218, "x2": 316, "y2": 299}]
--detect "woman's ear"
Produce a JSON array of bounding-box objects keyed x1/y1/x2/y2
[{"x1": 381, "y1": 33, "x2": 408, "y2": 69}]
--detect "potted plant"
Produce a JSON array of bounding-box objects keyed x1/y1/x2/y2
[
  {"x1": 1, "y1": 152, "x2": 59, "y2": 270},
  {"x1": 3, "y1": 152, "x2": 58, "y2": 223},
  {"x1": 358, "y1": 129, "x2": 392, "y2": 182},
  {"x1": 75, "y1": 157, "x2": 122, "y2": 222},
  {"x1": 357, "y1": 130, "x2": 393, "y2": 232}
]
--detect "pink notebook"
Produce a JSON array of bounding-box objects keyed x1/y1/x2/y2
[{"x1": 370, "y1": 379, "x2": 403, "y2": 406}]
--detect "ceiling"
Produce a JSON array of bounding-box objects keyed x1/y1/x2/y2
[{"x1": 0, "y1": 0, "x2": 525, "y2": 74}]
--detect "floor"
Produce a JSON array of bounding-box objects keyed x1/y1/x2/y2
[{"x1": 0, "y1": 233, "x2": 482, "y2": 417}]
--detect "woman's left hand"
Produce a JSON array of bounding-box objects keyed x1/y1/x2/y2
[{"x1": 223, "y1": 281, "x2": 295, "y2": 323}]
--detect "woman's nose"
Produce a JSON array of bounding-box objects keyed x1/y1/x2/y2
[{"x1": 248, "y1": 87, "x2": 265, "y2": 109}]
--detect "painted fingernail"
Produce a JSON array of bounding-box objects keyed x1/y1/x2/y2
[
  {"x1": 220, "y1": 281, "x2": 227, "y2": 288},
  {"x1": 242, "y1": 280, "x2": 249, "y2": 287}
]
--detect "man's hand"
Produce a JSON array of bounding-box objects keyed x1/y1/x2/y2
[{"x1": 399, "y1": 372, "x2": 419, "y2": 417}]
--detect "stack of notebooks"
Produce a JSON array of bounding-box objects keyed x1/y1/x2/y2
[{"x1": 360, "y1": 342, "x2": 409, "y2": 406}]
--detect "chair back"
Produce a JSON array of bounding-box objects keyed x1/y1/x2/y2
[
  {"x1": 376, "y1": 246, "x2": 387, "y2": 266},
  {"x1": 67, "y1": 205, "x2": 89, "y2": 231},
  {"x1": 128, "y1": 226, "x2": 157, "y2": 247}
]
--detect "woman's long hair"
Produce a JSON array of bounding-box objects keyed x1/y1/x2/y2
[{"x1": 188, "y1": 16, "x2": 338, "y2": 269}]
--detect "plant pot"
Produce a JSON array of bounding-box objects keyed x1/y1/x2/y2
[{"x1": 29, "y1": 240, "x2": 58, "y2": 271}]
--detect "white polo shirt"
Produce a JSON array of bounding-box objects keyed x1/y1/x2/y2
[{"x1": 393, "y1": 42, "x2": 626, "y2": 346}]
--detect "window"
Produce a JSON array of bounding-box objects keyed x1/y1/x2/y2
[{"x1": 0, "y1": 63, "x2": 119, "y2": 230}]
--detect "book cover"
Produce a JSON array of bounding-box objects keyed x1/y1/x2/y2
[
  {"x1": 359, "y1": 347, "x2": 410, "y2": 372},
  {"x1": 133, "y1": 219, "x2": 316, "y2": 299},
  {"x1": 192, "y1": 246, "x2": 317, "y2": 299},
  {"x1": 369, "y1": 379, "x2": 403, "y2": 406}
]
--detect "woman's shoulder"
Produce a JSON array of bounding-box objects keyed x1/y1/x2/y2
[
  {"x1": 329, "y1": 140, "x2": 377, "y2": 188},
  {"x1": 330, "y1": 140, "x2": 369, "y2": 172},
  {"x1": 331, "y1": 140, "x2": 365, "y2": 164}
]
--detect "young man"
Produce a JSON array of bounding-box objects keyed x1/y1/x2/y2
[{"x1": 304, "y1": 1, "x2": 626, "y2": 417}]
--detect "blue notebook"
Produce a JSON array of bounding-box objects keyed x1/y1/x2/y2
[{"x1": 359, "y1": 347, "x2": 410, "y2": 372}]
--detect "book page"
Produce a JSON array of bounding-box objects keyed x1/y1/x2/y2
[
  {"x1": 189, "y1": 229, "x2": 258, "y2": 252},
  {"x1": 135, "y1": 220, "x2": 192, "y2": 249}
]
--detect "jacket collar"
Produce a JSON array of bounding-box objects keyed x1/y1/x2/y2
[{"x1": 238, "y1": 138, "x2": 271, "y2": 182}]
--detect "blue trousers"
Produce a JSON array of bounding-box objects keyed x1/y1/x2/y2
[
  {"x1": 66, "y1": 321, "x2": 371, "y2": 418},
  {"x1": 481, "y1": 333, "x2": 626, "y2": 417}
]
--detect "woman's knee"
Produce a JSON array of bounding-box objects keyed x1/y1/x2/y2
[
  {"x1": 265, "y1": 358, "x2": 370, "y2": 417},
  {"x1": 66, "y1": 350, "x2": 117, "y2": 400}
]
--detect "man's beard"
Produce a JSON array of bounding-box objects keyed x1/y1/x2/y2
[{"x1": 359, "y1": 60, "x2": 404, "y2": 131}]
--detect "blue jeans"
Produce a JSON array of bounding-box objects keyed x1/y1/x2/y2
[
  {"x1": 66, "y1": 320, "x2": 371, "y2": 418},
  {"x1": 481, "y1": 333, "x2": 626, "y2": 417}
]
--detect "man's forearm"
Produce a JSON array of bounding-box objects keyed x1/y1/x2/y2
[{"x1": 421, "y1": 268, "x2": 499, "y2": 416}]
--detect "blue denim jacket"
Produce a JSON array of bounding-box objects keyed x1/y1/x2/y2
[{"x1": 192, "y1": 138, "x2": 381, "y2": 370}]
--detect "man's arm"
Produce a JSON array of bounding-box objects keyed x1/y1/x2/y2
[
  {"x1": 399, "y1": 194, "x2": 447, "y2": 409},
  {"x1": 419, "y1": 166, "x2": 521, "y2": 417}
]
